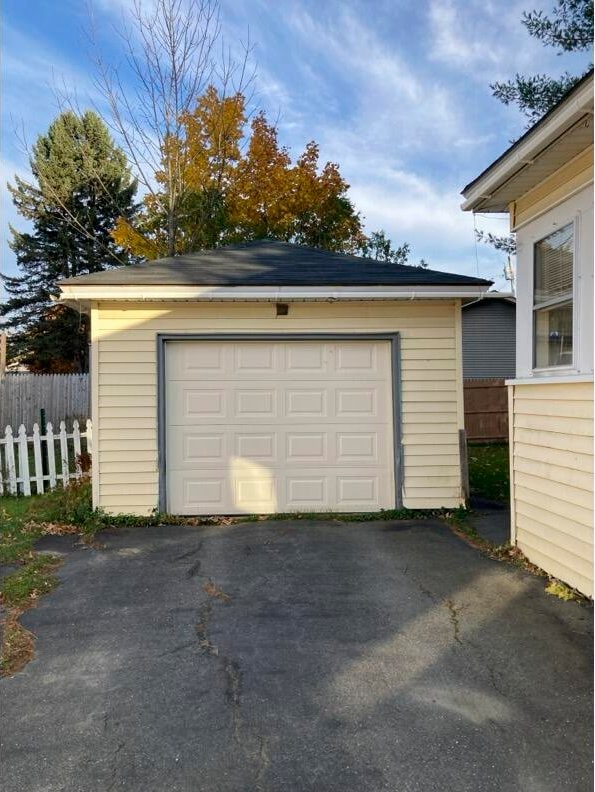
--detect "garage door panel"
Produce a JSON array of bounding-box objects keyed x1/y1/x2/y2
[
  {"x1": 336, "y1": 388, "x2": 377, "y2": 418},
  {"x1": 286, "y1": 432, "x2": 327, "y2": 462},
  {"x1": 337, "y1": 476, "x2": 378, "y2": 506},
  {"x1": 236, "y1": 433, "x2": 277, "y2": 461},
  {"x1": 235, "y1": 388, "x2": 278, "y2": 418},
  {"x1": 335, "y1": 342, "x2": 381, "y2": 373},
  {"x1": 234, "y1": 343, "x2": 278, "y2": 373},
  {"x1": 185, "y1": 389, "x2": 227, "y2": 419},
  {"x1": 167, "y1": 341, "x2": 392, "y2": 382},
  {"x1": 337, "y1": 432, "x2": 378, "y2": 462},
  {"x1": 286, "y1": 388, "x2": 328, "y2": 418},
  {"x1": 168, "y1": 426, "x2": 387, "y2": 469},
  {"x1": 166, "y1": 340, "x2": 395, "y2": 514},
  {"x1": 167, "y1": 343, "x2": 227, "y2": 378},
  {"x1": 169, "y1": 474, "x2": 230, "y2": 512},
  {"x1": 286, "y1": 343, "x2": 327, "y2": 373},
  {"x1": 286, "y1": 476, "x2": 328, "y2": 508},
  {"x1": 168, "y1": 381, "x2": 391, "y2": 424}
]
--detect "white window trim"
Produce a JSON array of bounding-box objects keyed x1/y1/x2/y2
[{"x1": 530, "y1": 214, "x2": 580, "y2": 375}]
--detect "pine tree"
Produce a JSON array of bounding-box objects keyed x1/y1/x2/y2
[
  {"x1": 492, "y1": 0, "x2": 593, "y2": 123},
  {"x1": 2, "y1": 111, "x2": 137, "y2": 372}
]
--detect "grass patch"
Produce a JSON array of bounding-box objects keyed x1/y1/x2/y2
[
  {"x1": 468, "y1": 443, "x2": 510, "y2": 504},
  {"x1": 0, "y1": 480, "x2": 95, "y2": 676},
  {"x1": 1, "y1": 554, "x2": 62, "y2": 609},
  {"x1": 1, "y1": 614, "x2": 36, "y2": 676},
  {"x1": 0, "y1": 551, "x2": 63, "y2": 676}
]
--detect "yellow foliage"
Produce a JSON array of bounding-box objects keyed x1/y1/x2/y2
[
  {"x1": 111, "y1": 217, "x2": 163, "y2": 260},
  {"x1": 114, "y1": 85, "x2": 364, "y2": 258},
  {"x1": 181, "y1": 86, "x2": 245, "y2": 193}
]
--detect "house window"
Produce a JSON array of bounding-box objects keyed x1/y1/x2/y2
[{"x1": 533, "y1": 223, "x2": 574, "y2": 368}]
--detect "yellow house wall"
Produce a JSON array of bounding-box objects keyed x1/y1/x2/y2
[
  {"x1": 510, "y1": 380, "x2": 594, "y2": 597},
  {"x1": 92, "y1": 299, "x2": 465, "y2": 516},
  {"x1": 510, "y1": 145, "x2": 594, "y2": 230}
]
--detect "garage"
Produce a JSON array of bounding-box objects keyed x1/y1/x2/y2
[
  {"x1": 163, "y1": 336, "x2": 397, "y2": 514},
  {"x1": 57, "y1": 240, "x2": 491, "y2": 516}
]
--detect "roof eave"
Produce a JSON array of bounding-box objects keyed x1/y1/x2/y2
[
  {"x1": 57, "y1": 283, "x2": 491, "y2": 304},
  {"x1": 461, "y1": 74, "x2": 594, "y2": 213}
]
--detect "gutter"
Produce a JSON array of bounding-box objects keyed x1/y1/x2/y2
[
  {"x1": 57, "y1": 284, "x2": 491, "y2": 303},
  {"x1": 461, "y1": 78, "x2": 594, "y2": 212}
]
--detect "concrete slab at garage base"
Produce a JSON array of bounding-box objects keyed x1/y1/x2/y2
[{"x1": 1, "y1": 520, "x2": 592, "y2": 792}]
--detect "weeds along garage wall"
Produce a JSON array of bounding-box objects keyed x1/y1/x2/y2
[{"x1": 91, "y1": 300, "x2": 465, "y2": 515}]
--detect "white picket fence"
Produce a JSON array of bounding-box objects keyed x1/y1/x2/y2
[{"x1": 0, "y1": 420, "x2": 92, "y2": 497}]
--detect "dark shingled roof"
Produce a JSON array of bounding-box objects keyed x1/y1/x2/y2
[{"x1": 59, "y1": 240, "x2": 491, "y2": 287}]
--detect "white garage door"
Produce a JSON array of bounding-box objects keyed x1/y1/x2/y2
[{"x1": 165, "y1": 340, "x2": 395, "y2": 515}]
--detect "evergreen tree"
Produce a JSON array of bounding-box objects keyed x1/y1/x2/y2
[
  {"x1": 2, "y1": 111, "x2": 137, "y2": 372},
  {"x1": 491, "y1": 0, "x2": 593, "y2": 123}
]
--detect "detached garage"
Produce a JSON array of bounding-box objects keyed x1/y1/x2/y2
[{"x1": 58, "y1": 241, "x2": 490, "y2": 516}]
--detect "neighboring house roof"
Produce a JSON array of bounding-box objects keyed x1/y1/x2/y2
[
  {"x1": 462, "y1": 292, "x2": 516, "y2": 307},
  {"x1": 461, "y1": 70, "x2": 594, "y2": 213},
  {"x1": 59, "y1": 241, "x2": 490, "y2": 288},
  {"x1": 462, "y1": 294, "x2": 516, "y2": 379}
]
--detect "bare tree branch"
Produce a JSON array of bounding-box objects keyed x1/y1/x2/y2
[{"x1": 82, "y1": 0, "x2": 255, "y2": 256}]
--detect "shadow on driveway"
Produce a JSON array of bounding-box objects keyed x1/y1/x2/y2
[{"x1": 1, "y1": 519, "x2": 592, "y2": 792}]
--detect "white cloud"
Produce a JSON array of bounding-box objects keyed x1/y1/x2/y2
[
  {"x1": 427, "y1": 0, "x2": 590, "y2": 83},
  {"x1": 286, "y1": 4, "x2": 466, "y2": 150},
  {"x1": 428, "y1": 0, "x2": 501, "y2": 70}
]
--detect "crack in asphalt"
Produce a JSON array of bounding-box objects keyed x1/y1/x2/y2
[
  {"x1": 445, "y1": 599, "x2": 462, "y2": 644},
  {"x1": 186, "y1": 559, "x2": 202, "y2": 578},
  {"x1": 224, "y1": 658, "x2": 244, "y2": 742},
  {"x1": 255, "y1": 735, "x2": 271, "y2": 790},
  {"x1": 159, "y1": 640, "x2": 196, "y2": 658},
  {"x1": 419, "y1": 583, "x2": 438, "y2": 603},
  {"x1": 173, "y1": 542, "x2": 203, "y2": 562},
  {"x1": 409, "y1": 577, "x2": 465, "y2": 647},
  {"x1": 196, "y1": 602, "x2": 218, "y2": 656},
  {"x1": 105, "y1": 741, "x2": 126, "y2": 792},
  {"x1": 193, "y1": 562, "x2": 271, "y2": 785}
]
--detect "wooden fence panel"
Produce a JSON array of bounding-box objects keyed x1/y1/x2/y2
[
  {"x1": 464, "y1": 378, "x2": 509, "y2": 442},
  {"x1": 0, "y1": 373, "x2": 90, "y2": 427}
]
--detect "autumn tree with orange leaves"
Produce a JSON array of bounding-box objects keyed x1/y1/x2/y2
[{"x1": 113, "y1": 87, "x2": 368, "y2": 257}]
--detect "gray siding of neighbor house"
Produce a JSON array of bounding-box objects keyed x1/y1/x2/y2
[{"x1": 462, "y1": 299, "x2": 516, "y2": 378}]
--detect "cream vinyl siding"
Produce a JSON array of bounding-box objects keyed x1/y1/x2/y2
[
  {"x1": 511, "y1": 380, "x2": 594, "y2": 596},
  {"x1": 92, "y1": 300, "x2": 464, "y2": 515},
  {"x1": 510, "y1": 145, "x2": 593, "y2": 230}
]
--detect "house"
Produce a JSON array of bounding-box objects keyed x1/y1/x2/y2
[
  {"x1": 462, "y1": 294, "x2": 516, "y2": 380},
  {"x1": 462, "y1": 294, "x2": 516, "y2": 441},
  {"x1": 462, "y1": 72, "x2": 594, "y2": 596},
  {"x1": 57, "y1": 241, "x2": 490, "y2": 517}
]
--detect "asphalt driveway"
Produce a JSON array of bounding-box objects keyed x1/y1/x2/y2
[{"x1": 1, "y1": 518, "x2": 592, "y2": 792}]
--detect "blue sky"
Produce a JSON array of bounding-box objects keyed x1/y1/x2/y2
[{"x1": 1, "y1": 0, "x2": 590, "y2": 291}]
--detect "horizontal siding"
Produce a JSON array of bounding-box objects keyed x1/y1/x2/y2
[
  {"x1": 462, "y1": 300, "x2": 516, "y2": 378},
  {"x1": 94, "y1": 300, "x2": 464, "y2": 515},
  {"x1": 514, "y1": 441, "x2": 593, "y2": 473},
  {"x1": 511, "y1": 380, "x2": 594, "y2": 597},
  {"x1": 516, "y1": 499, "x2": 592, "y2": 544}
]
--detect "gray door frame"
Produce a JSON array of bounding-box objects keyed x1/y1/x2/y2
[{"x1": 157, "y1": 332, "x2": 403, "y2": 514}]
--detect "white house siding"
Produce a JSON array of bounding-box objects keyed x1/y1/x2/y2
[
  {"x1": 91, "y1": 299, "x2": 465, "y2": 515},
  {"x1": 510, "y1": 380, "x2": 593, "y2": 596}
]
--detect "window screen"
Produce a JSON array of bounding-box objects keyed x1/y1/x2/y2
[{"x1": 533, "y1": 223, "x2": 573, "y2": 368}]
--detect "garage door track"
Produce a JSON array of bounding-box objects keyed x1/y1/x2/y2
[{"x1": 1, "y1": 518, "x2": 592, "y2": 792}]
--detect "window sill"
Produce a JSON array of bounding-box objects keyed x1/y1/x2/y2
[{"x1": 506, "y1": 374, "x2": 594, "y2": 386}]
